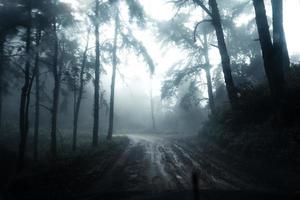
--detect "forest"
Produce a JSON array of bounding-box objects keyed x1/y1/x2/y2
[{"x1": 0, "y1": 0, "x2": 300, "y2": 199}]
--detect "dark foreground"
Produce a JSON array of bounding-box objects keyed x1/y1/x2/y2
[{"x1": 2, "y1": 134, "x2": 300, "y2": 200}]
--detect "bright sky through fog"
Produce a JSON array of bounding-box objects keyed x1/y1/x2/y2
[
  {"x1": 61, "y1": 0, "x2": 300, "y2": 98},
  {"x1": 61, "y1": 0, "x2": 300, "y2": 55},
  {"x1": 283, "y1": 0, "x2": 300, "y2": 55}
]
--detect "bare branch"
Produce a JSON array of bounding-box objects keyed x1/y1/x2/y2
[
  {"x1": 210, "y1": 43, "x2": 219, "y2": 48},
  {"x1": 193, "y1": 0, "x2": 213, "y2": 17},
  {"x1": 39, "y1": 104, "x2": 52, "y2": 112},
  {"x1": 193, "y1": 19, "x2": 212, "y2": 42}
]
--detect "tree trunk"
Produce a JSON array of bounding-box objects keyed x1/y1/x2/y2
[
  {"x1": 271, "y1": 0, "x2": 290, "y2": 76},
  {"x1": 50, "y1": 17, "x2": 59, "y2": 159},
  {"x1": 107, "y1": 13, "x2": 119, "y2": 141},
  {"x1": 208, "y1": 0, "x2": 238, "y2": 109},
  {"x1": 150, "y1": 76, "x2": 156, "y2": 131},
  {"x1": 72, "y1": 32, "x2": 89, "y2": 151},
  {"x1": 33, "y1": 23, "x2": 41, "y2": 161},
  {"x1": 0, "y1": 38, "x2": 4, "y2": 130},
  {"x1": 93, "y1": 0, "x2": 100, "y2": 146},
  {"x1": 18, "y1": 1, "x2": 32, "y2": 171},
  {"x1": 253, "y1": 0, "x2": 285, "y2": 99},
  {"x1": 203, "y1": 32, "x2": 215, "y2": 114}
]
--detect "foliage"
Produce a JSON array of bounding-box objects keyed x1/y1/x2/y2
[
  {"x1": 200, "y1": 65, "x2": 300, "y2": 163},
  {"x1": 121, "y1": 29, "x2": 155, "y2": 74}
]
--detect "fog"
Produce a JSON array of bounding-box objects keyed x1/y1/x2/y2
[{"x1": 1, "y1": 0, "x2": 300, "y2": 199}]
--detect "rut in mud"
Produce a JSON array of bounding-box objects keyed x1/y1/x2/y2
[{"x1": 85, "y1": 134, "x2": 256, "y2": 195}]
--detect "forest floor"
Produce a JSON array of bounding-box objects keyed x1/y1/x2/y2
[
  {"x1": 79, "y1": 134, "x2": 299, "y2": 200},
  {"x1": 2, "y1": 133, "x2": 300, "y2": 200}
]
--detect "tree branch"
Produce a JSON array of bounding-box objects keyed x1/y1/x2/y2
[
  {"x1": 193, "y1": 0, "x2": 213, "y2": 17},
  {"x1": 39, "y1": 104, "x2": 52, "y2": 112}
]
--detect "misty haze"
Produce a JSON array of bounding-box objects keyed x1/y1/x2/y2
[{"x1": 1, "y1": 0, "x2": 300, "y2": 199}]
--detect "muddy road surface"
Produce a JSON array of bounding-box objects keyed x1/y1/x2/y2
[{"x1": 82, "y1": 134, "x2": 260, "y2": 199}]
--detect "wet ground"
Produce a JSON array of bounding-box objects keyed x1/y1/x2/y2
[
  {"x1": 81, "y1": 134, "x2": 266, "y2": 199},
  {"x1": 3, "y1": 133, "x2": 299, "y2": 200}
]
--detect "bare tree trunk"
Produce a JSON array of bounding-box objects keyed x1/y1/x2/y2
[
  {"x1": 50, "y1": 17, "x2": 59, "y2": 158},
  {"x1": 107, "y1": 13, "x2": 119, "y2": 141},
  {"x1": 18, "y1": 1, "x2": 32, "y2": 171},
  {"x1": 93, "y1": 0, "x2": 100, "y2": 146},
  {"x1": 33, "y1": 23, "x2": 41, "y2": 161},
  {"x1": 253, "y1": 0, "x2": 285, "y2": 99},
  {"x1": 73, "y1": 32, "x2": 90, "y2": 151},
  {"x1": 203, "y1": 32, "x2": 215, "y2": 114},
  {"x1": 73, "y1": 82, "x2": 77, "y2": 151},
  {"x1": 271, "y1": 0, "x2": 290, "y2": 76},
  {"x1": 0, "y1": 38, "x2": 4, "y2": 130},
  {"x1": 150, "y1": 76, "x2": 156, "y2": 131},
  {"x1": 208, "y1": 0, "x2": 238, "y2": 109}
]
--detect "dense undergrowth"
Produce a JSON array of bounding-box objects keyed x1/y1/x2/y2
[{"x1": 201, "y1": 64, "x2": 300, "y2": 164}]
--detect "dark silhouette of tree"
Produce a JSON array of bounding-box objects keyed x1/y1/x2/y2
[
  {"x1": 203, "y1": 31, "x2": 215, "y2": 114},
  {"x1": 72, "y1": 30, "x2": 91, "y2": 151},
  {"x1": 150, "y1": 76, "x2": 156, "y2": 130},
  {"x1": 93, "y1": 0, "x2": 101, "y2": 147},
  {"x1": 47, "y1": 1, "x2": 74, "y2": 158},
  {"x1": 33, "y1": 14, "x2": 42, "y2": 161},
  {"x1": 252, "y1": 0, "x2": 285, "y2": 100},
  {"x1": 18, "y1": 0, "x2": 33, "y2": 171},
  {"x1": 0, "y1": 39, "x2": 3, "y2": 129},
  {"x1": 271, "y1": 0, "x2": 290, "y2": 76},
  {"x1": 194, "y1": 0, "x2": 238, "y2": 109},
  {"x1": 107, "y1": 13, "x2": 119, "y2": 140}
]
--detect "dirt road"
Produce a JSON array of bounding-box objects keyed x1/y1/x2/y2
[{"x1": 84, "y1": 134, "x2": 255, "y2": 197}]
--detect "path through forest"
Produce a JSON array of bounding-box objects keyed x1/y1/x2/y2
[{"x1": 82, "y1": 134, "x2": 260, "y2": 199}]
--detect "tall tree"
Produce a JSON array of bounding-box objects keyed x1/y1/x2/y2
[
  {"x1": 191, "y1": 0, "x2": 238, "y2": 109},
  {"x1": 203, "y1": 31, "x2": 215, "y2": 114},
  {"x1": 18, "y1": 0, "x2": 32, "y2": 171},
  {"x1": 47, "y1": 1, "x2": 74, "y2": 158},
  {"x1": 149, "y1": 75, "x2": 156, "y2": 130},
  {"x1": 106, "y1": 0, "x2": 149, "y2": 139},
  {"x1": 0, "y1": 37, "x2": 4, "y2": 129},
  {"x1": 208, "y1": 0, "x2": 238, "y2": 109},
  {"x1": 72, "y1": 30, "x2": 90, "y2": 151},
  {"x1": 0, "y1": 1, "x2": 28, "y2": 129},
  {"x1": 33, "y1": 14, "x2": 42, "y2": 161},
  {"x1": 252, "y1": 0, "x2": 285, "y2": 99},
  {"x1": 271, "y1": 0, "x2": 290, "y2": 75},
  {"x1": 93, "y1": 0, "x2": 100, "y2": 147},
  {"x1": 107, "y1": 12, "x2": 119, "y2": 140},
  {"x1": 50, "y1": 8, "x2": 59, "y2": 158}
]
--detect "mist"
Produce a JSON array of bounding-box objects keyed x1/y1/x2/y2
[{"x1": 1, "y1": 0, "x2": 300, "y2": 199}]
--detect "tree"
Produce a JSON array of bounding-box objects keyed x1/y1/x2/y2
[
  {"x1": 107, "y1": 0, "x2": 150, "y2": 139},
  {"x1": 150, "y1": 75, "x2": 156, "y2": 130},
  {"x1": 193, "y1": 0, "x2": 238, "y2": 109},
  {"x1": 0, "y1": 35, "x2": 4, "y2": 129},
  {"x1": 72, "y1": 30, "x2": 91, "y2": 151},
  {"x1": 252, "y1": 0, "x2": 285, "y2": 100},
  {"x1": 271, "y1": 0, "x2": 290, "y2": 76},
  {"x1": 47, "y1": 1, "x2": 74, "y2": 158},
  {"x1": 50, "y1": 4, "x2": 60, "y2": 158},
  {"x1": 0, "y1": 1, "x2": 28, "y2": 127},
  {"x1": 107, "y1": 12, "x2": 119, "y2": 140},
  {"x1": 203, "y1": 31, "x2": 215, "y2": 114},
  {"x1": 158, "y1": 14, "x2": 215, "y2": 114},
  {"x1": 18, "y1": 0, "x2": 32, "y2": 171},
  {"x1": 33, "y1": 14, "x2": 42, "y2": 161},
  {"x1": 93, "y1": 0, "x2": 101, "y2": 147}
]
